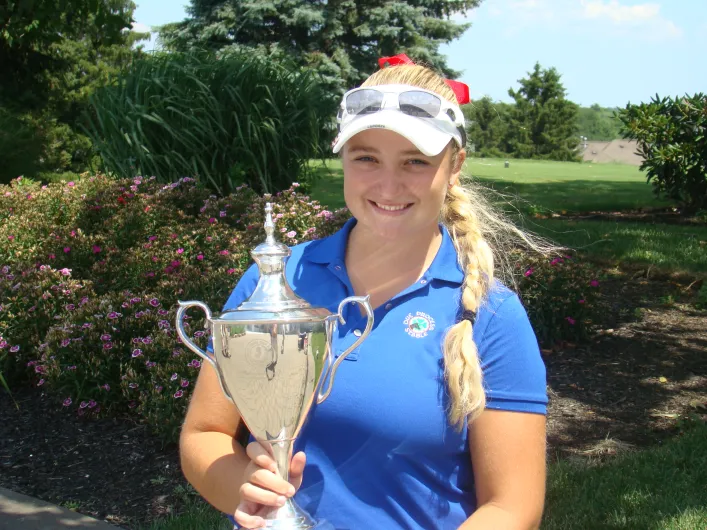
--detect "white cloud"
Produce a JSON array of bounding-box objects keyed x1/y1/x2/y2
[
  {"x1": 131, "y1": 22, "x2": 152, "y2": 34},
  {"x1": 485, "y1": 0, "x2": 681, "y2": 40},
  {"x1": 581, "y1": 0, "x2": 660, "y2": 23}
]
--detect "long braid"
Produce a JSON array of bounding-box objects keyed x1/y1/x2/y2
[{"x1": 441, "y1": 184, "x2": 495, "y2": 428}]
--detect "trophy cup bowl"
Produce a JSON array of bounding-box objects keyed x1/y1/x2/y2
[{"x1": 176, "y1": 203, "x2": 374, "y2": 529}]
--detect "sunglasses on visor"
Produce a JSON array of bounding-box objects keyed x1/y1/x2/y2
[{"x1": 337, "y1": 85, "x2": 467, "y2": 146}]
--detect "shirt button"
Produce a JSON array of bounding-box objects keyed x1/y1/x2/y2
[
  {"x1": 334, "y1": 265, "x2": 342, "y2": 271},
  {"x1": 385, "y1": 303, "x2": 393, "y2": 310},
  {"x1": 420, "y1": 279, "x2": 427, "y2": 285},
  {"x1": 353, "y1": 329, "x2": 362, "y2": 337}
]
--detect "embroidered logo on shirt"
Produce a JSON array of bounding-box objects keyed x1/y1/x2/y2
[{"x1": 403, "y1": 312, "x2": 435, "y2": 338}]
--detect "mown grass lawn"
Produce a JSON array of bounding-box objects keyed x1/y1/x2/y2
[
  {"x1": 308, "y1": 158, "x2": 706, "y2": 276},
  {"x1": 309, "y1": 157, "x2": 670, "y2": 214}
]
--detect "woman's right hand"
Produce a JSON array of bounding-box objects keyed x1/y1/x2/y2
[{"x1": 234, "y1": 441, "x2": 307, "y2": 529}]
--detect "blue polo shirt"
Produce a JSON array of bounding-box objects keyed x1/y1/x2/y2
[{"x1": 221, "y1": 218, "x2": 547, "y2": 529}]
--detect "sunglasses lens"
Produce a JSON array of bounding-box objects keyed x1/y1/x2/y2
[
  {"x1": 346, "y1": 89, "x2": 384, "y2": 115},
  {"x1": 399, "y1": 91, "x2": 441, "y2": 118}
]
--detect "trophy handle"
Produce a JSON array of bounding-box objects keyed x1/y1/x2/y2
[
  {"x1": 317, "y1": 295, "x2": 374, "y2": 404},
  {"x1": 176, "y1": 300, "x2": 216, "y2": 369}
]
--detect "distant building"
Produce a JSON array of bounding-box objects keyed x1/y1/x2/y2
[{"x1": 581, "y1": 139, "x2": 642, "y2": 166}]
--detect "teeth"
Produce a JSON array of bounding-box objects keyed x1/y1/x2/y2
[{"x1": 375, "y1": 202, "x2": 408, "y2": 211}]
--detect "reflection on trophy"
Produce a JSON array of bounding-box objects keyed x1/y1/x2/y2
[{"x1": 176, "y1": 203, "x2": 374, "y2": 529}]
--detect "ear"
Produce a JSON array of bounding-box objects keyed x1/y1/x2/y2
[{"x1": 450, "y1": 148, "x2": 466, "y2": 187}]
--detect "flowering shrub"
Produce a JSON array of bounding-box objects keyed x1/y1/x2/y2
[
  {"x1": 515, "y1": 252, "x2": 601, "y2": 346},
  {"x1": 0, "y1": 174, "x2": 347, "y2": 443}
]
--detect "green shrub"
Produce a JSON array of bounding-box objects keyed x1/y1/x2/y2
[
  {"x1": 1, "y1": 174, "x2": 348, "y2": 443},
  {"x1": 618, "y1": 93, "x2": 707, "y2": 212},
  {"x1": 516, "y1": 253, "x2": 601, "y2": 346},
  {"x1": 84, "y1": 50, "x2": 335, "y2": 196}
]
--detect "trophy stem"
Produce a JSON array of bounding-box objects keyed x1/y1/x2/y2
[{"x1": 258, "y1": 439, "x2": 319, "y2": 529}]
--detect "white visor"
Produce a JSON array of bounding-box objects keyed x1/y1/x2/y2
[{"x1": 332, "y1": 84, "x2": 466, "y2": 156}]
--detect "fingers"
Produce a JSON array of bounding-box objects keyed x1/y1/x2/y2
[
  {"x1": 234, "y1": 500, "x2": 265, "y2": 529},
  {"x1": 247, "y1": 466, "x2": 296, "y2": 498},
  {"x1": 246, "y1": 441, "x2": 277, "y2": 473},
  {"x1": 289, "y1": 451, "x2": 307, "y2": 490}
]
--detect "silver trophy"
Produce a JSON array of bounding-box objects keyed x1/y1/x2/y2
[{"x1": 176, "y1": 203, "x2": 374, "y2": 529}]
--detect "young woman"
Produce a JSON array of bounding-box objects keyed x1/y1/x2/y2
[{"x1": 179, "y1": 56, "x2": 549, "y2": 529}]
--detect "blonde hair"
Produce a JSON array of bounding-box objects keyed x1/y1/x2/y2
[{"x1": 361, "y1": 63, "x2": 553, "y2": 429}]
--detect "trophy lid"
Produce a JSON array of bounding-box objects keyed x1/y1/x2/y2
[{"x1": 215, "y1": 203, "x2": 331, "y2": 323}]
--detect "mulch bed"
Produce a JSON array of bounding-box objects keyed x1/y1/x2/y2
[{"x1": 1, "y1": 270, "x2": 706, "y2": 529}]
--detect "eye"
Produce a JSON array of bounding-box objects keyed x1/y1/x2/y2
[
  {"x1": 355, "y1": 155, "x2": 376, "y2": 162},
  {"x1": 408, "y1": 158, "x2": 429, "y2": 166}
]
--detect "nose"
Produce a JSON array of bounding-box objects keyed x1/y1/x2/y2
[{"x1": 376, "y1": 167, "x2": 406, "y2": 197}]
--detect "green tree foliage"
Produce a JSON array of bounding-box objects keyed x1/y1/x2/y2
[
  {"x1": 84, "y1": 51, "x2": 335, "y2": 195},
  {"x1": 157, "y1": 0, "x2": 482, "y2": 93},
  {"x1": 618, "y1": 93, "x2": 707, "y2": 212},
  {"x1": 0, "y1": 0, "x2": 136, "y2": 113},
  {"x1": 577, "y1": 104, "x2": 621, "y2": 141},
  {"x1": 0, "y1": 0, "x2": 147, "y2": 183},
  {"x1": 462, "y1": 97, "x2": 511, "y2": 157},
  {"x1": 506, "y1": 63, "x2": 580, "y2": 162}
]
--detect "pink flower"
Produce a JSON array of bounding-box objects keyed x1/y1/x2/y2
[
  {"x1": 286, "y1": 231, "x2": 296, "y2": 239},
  {"x1": 92, "y1": 245, "x2": 101, "y2": 254},
  {"x1": 197, "y1": 254, "x2": 204, "y2": 261},
  {"x1": 524, "y1": 268, "x2": 534, "y2": 277},
  {"x1": 37, "y1": 379, "x2": 45, "y2": 386},
  {"x1": 149, "y1": 298, "x2": 160, "y2": 307},
  {"x1": 59, "y1": 268, "x2": 71, "y2": 276},
  {"x1": 63, "y1": 398, "x2": 72, "y2": 407},
  {"x1": 280, "y1": 227, "x2": 287, "y2": 233},
  {"x1": 565, "y1": 317, "x2": 576, "y2": 325},
  {"x1": 219, "y1": 250, "x2": 229, "y2": 256},
  {"x1": 180, "y1": 379, "x2": 189, "y2": 388},
  {"x1": 103, "y1": 342, "x2": 113, "y2": 350},
  {"x1": 48, "y1": 254, "x2": 55, "y2": 260},
  {"x1": 578, "y1": 299, "x2": 586, "y2": 304},
  {"x1": 132, "y1": 349, "x2": 143, "y2": 358},
  {"x1": 10, "y1": 345, "x2": 19, "y2": 353},
  {"x1": 177, "y1": 248, "x2": 184, "y2": 254},
  {"x1": 80, "y1": 401, "x2": 89, "y2": 409},
  {"x1": 227, "y1": 268, "x2": 236, "y2": 274},
  {"x1": 101, "y1": 384, "x2": 110, "y2": 391},
  {"x1": 88, "y1": 400, "x2": 97, "y2": 408},
  {"x1": 209, "y1": 217, "x2": 216, "y2": 224},
  {"x1": 63, "y1": 247, "x2": 71, "y2": 253},
  {"x1": 174, "y1": 390, "x2": 184, "y2": 398},
  {"x1": 170, "y1": 373, "x2": 178, "y2": 381},
  {"x1": 7, "y1": 235, "x2": 14, "y2": 241},
  {"x1": 590, "y1": 280, "x2": 600, "y2": 287},
  {"x1": 219, "y1": 211, "x2": 227, "y2": 217},
  {"x1": 100, "y1": 334, "x2": 111, "y2": 341},
  {"x1": 67, "y1": 181, "x2": 75, "y2": 187},
  {"x1": 148, "y1": 235, "x2": 157, "y2": 241}
]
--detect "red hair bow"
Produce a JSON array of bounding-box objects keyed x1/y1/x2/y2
[{"x1": 377, "y1": 53, "x2": 471, "y2": 105}]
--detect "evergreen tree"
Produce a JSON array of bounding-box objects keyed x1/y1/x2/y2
[
  {"x1": 463, "y1": 96, "x2": 510, "y2": 157},
  {"x1": 0, "y1": 0, "x2": 148, "y2": 181},
  {"x1": 506, "y1": 62, "x2": 580, "y2": 161},
  {"x1": 158, "y1": 0, "x2": 482, "y2": 93},
  {"x1": 577, "y1": 104, "x2": 621, "y2": 141}
]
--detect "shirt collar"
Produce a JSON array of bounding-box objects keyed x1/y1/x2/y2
[{"x1": 303, "y1": 217, "x2": 465, "y2": 285}]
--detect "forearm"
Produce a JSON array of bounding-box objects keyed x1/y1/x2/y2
[
  {"x1": 180, "y1": 429, "x2": 251, "y2": 515},
  {"x1": 458, "y1": 502, "x2": 541, "y2": 530}
]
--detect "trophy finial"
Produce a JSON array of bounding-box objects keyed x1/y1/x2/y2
[{"x1": 264, "y1": 203, "x2": 275, "y2": 244}]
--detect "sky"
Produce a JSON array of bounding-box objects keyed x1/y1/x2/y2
[{"x1": 131, "y1": 0, "x2": 706, "y2": 108}]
